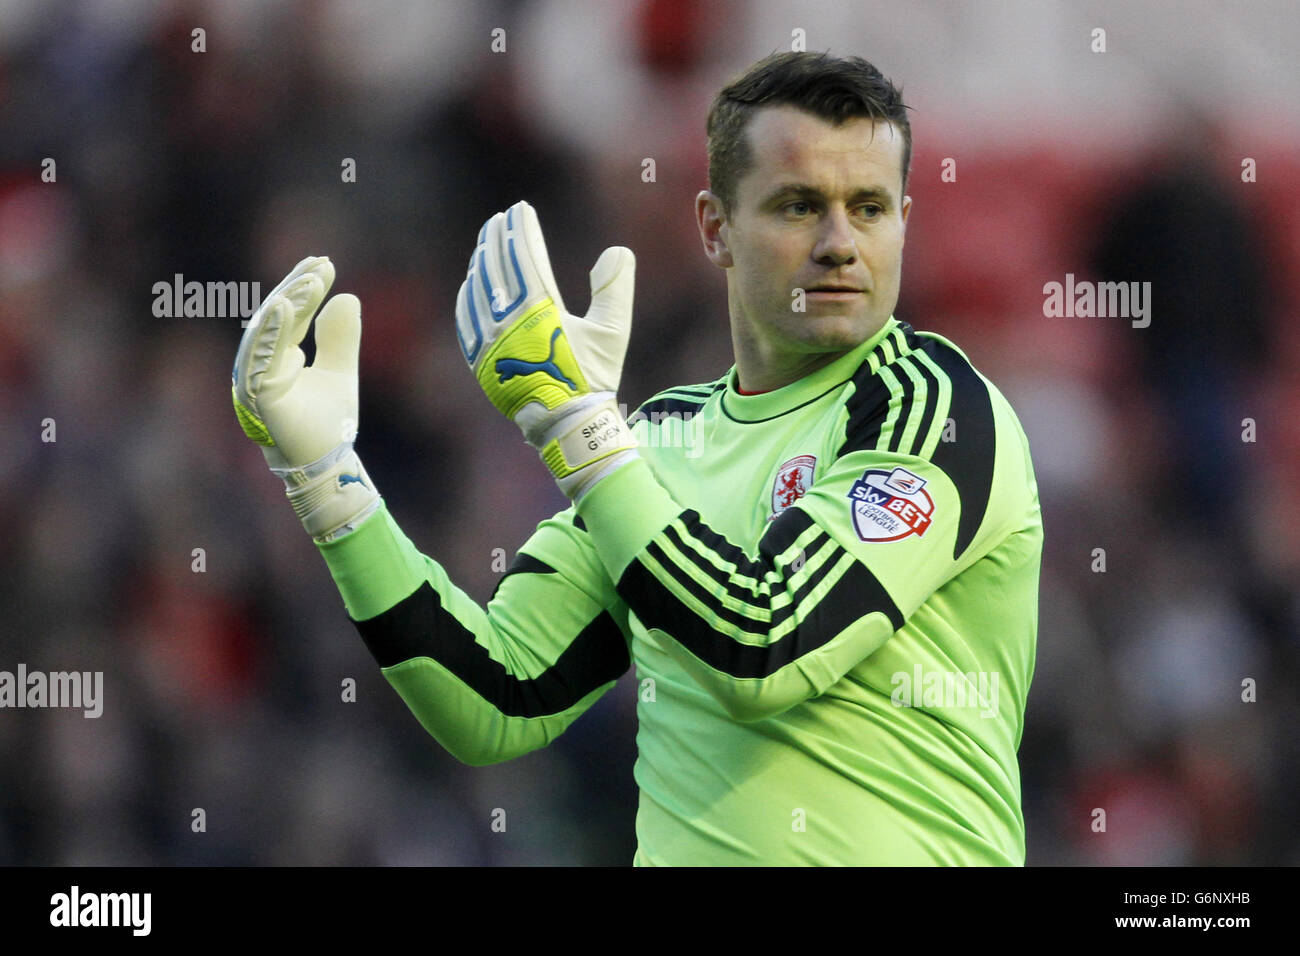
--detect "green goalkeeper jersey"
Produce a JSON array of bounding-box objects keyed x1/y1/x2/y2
[{"x1": 317, "y1": 316, "x2": 1042, "y2": 865}]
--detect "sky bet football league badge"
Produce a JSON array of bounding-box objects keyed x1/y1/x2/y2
[{"x1": 847, "y1": 466, "x2": 935, "y2": 542}]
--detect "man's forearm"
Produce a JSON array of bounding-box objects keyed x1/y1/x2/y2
[{"x1": 317, "y1": 501, "x2": 629, "y2": 764}]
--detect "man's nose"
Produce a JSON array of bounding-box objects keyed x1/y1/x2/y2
[{"x1": 813, "y1": 207, "x2": 857, "y2": 265}]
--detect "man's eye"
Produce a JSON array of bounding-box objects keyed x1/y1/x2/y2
[
  {"x1": 785, "y1": 201, "x2": 812, "y2": 216},
  {"x1": 858, "y1": 204, "x2": 884, "y2": 218}
]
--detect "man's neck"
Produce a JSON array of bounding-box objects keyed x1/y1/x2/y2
[{"x1": 732, "y1": 343, "x2": 848, "y2": 393}]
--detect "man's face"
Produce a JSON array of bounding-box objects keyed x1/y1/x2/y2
[{"x1": 698, "y1": 104, "x2": 911, "y2": 384}]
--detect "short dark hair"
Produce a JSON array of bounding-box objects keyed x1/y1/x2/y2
[{"x1": 706, "y1": 52, "x2": 912, "y2": 216}]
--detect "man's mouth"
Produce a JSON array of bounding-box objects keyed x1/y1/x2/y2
[
  {"x1": 806, "y1": 285, "x2": 864, "y2": 299},
  {"x1": 806, "y1": 279, "x2": 865, "y2": 291}
]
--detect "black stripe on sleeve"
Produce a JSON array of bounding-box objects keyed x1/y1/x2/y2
[
  {"x1": 648, "y1": 528, "x2": 845, "y2": 633},
  {"x1": 898, "y1": 322, "x2": 921, "y2": 351},
  {"x1": 489, "y1": 552, "x2": 556, "y2": 601},
  {"x1": 898, "y1": 354, "x2": 941, "y2": 458},
  {"x1": 643, "y1": 540, "x2": 773, "y2": 633},
  {"x1": 353, "y1": 582, "x2": 629, "y2": 717},
  {"x1": 886, "y1": 361, "x2": 916, "y2": 454},
  {"x1": 756, "y1": 506, "x2": 818, "y2": 559},
  {"x1": 838, "y1": 323, "x2": 931, "y2": 459},
  {"x1": 923, "y1": 338, "x2": 997, "y2": 560},
  {"x1": 838, "y1": 363, "x2": 893, "y2": 457},
  {"x1": 666, "y1": 506, "x2": 817, "y2": 584},
  {"x1": 617, "y1": 548, "x2": 901, "y2": 680},
  {"x1": 667, "y1": 509, "x2": 768, "y2": 580},
  {"x1": 661, "y1": 521, "x2": 833, "y2": 603}
]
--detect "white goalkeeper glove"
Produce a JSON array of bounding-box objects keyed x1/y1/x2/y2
[
  {"x1": 455, "y1": 200, "x2": 638, "y2": 499},
  {"x1": 231, "y1": 256, "x2": 381, "y2": 542}
]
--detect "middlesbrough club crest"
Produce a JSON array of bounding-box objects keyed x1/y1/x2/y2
[
  {"x1": 846, "y1": 466, "x2": 935, "y2": 541},
  {"x1": 770, "y1": 455, "x2": 816, "y2": 519}
]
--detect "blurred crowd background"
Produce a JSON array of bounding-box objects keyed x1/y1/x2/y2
[{"x1": 1, "y1": 0, "x2": 1297, "y2": 865}]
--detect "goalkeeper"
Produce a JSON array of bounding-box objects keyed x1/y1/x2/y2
[{"x1": 232, "y1": 52, "x2": 1042, "y2": 865}]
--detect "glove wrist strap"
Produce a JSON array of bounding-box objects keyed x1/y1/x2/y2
[
  {"x1": 534, "y1": 397, "x2": 639, "y2": 499},
  {"x1": 270, "y1": 442, "x2": 381, "y2": 542}
]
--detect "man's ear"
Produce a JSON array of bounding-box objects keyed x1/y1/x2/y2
[
  {"x1": 696, "y1": 190, "x2": 733, "y2": 268},
  {"x1": 900, "y1": 194, "x2": 912, "y2": 242}
]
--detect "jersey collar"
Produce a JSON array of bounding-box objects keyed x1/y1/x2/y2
[{"x1": 720, "y1": 316, "x2": 905, "y2": 424}]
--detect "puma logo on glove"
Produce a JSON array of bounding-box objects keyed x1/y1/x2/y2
[{"x1": 494, "y1": 327, "x2": 577, "y2": 390}]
